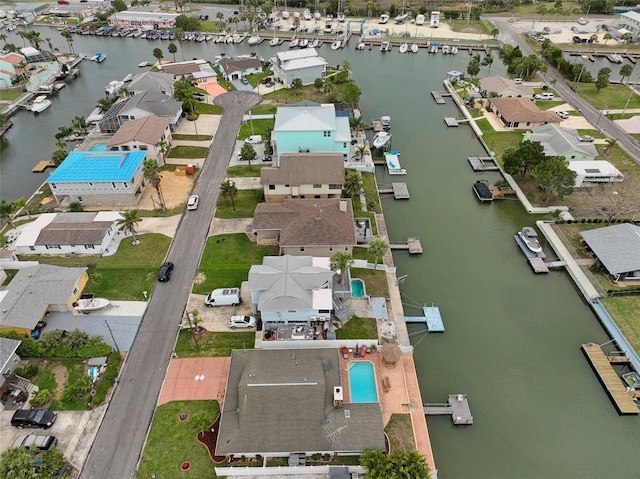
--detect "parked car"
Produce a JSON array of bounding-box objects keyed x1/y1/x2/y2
[
  {"x1": 556, "y1": 111, "x2": 569, "y2": 119},
  {"x1": 229, "y1": 315, "x2": 256, "y2": 329},
  {"x1": 157, "y1": 261, "x2": 174, "y2": 282},
  {"x1": 11, "y1": 410, "x2": 57, "y2": 429},
  {"x1": 205, "y1": 288, "x2": 242, "y2": 307},
  {"x1": 31, "y1": 321, "x2": 47, "y2": 339},
  {"x1": 187, "y1": 195, "x2": 199, "y2": 210},
  {"x1": 261, "y1": 77, "x2": 273, "y2": 85},
  {"x1": 12, "y1": 434, "x2": 58, "y2": 451},
  {"x1": 534, "y1": 92, "x2": 554, "y2": 100},
  {"x1": 577, "y1": 17, "x2": 588, "y2": 25},
  {"x1": 240, "y1": 77, "x2": 249, "y2": 85},
  {"x1": 577, "y1": 135, "x2": 595, "y2": 142},
  {"x1": 513, "y1": 78, "x2": 523, "y2": 85},
  {"x1": 192, "y1": 92, "x2": 205, "y2": 101},
  {"x1": 57, "y1": 0, "x2": 69, "y2": 4},
  {"x1": 244, "y1": 135, "x2": 263, "y2": 144}
]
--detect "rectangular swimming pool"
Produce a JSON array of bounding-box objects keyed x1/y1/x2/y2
[
  {"x1": 348, "y1": 361, "x2": 378, "y2": 403},
  {"x1": 351, "y1": 278, "x2": 366, "y2": 298}
]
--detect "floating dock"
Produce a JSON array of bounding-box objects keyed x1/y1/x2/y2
[
  {"x1": 378, "y1": 182, "x2": 410, "y2": 199},
  {"x1": 384, "y1": 151, "x2": 407, "y2": 175},
  {"x1": 424, "y1": 394, "x2": 473, "y2": 425},
  {"x1": 406, "y1": 304, "x2": 444, "y2": 332},
  {"x1": 468, "y1": 156, "x2": 501, "y2": 171},
  {"x1": 528, "y1": 257, "x2": 549, "y2": 273},
  {"x1": 390, "y1": 237, "x2": 423, "y2": 254},
  {"x1": 444, "y1": 117, "x2": 470, "y2": 127},
  {"x1": 431, "y1": 90, "x2": 451, "y2": 104},
  {"x1": 581, "y1": 343, "x2": 639, "y2": 415},
  {"x1": 32, "y1": 160, "x2": 56, "y2": 172}
]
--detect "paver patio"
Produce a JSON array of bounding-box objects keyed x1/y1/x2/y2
[{"x1": 157, "y1": 357, "x2": 230, "y2": 406}]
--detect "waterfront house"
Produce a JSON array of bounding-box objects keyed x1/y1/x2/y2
[
  {"x1": 580, "y1": 223, "x2": 640, "y2": 283},
  {"x1": 127, "y1": 71, "x2": 175, "y2": 96},
  {"x1": 0, "y1": 52, "x2": 27, "y2": 88},
  {"x1": 215, "y1": 56, "x2": 263, "y2": 81},
  {"x1": 260, "y1": 153, "x2": 345, "y2": 202},
  {"x1": 215, "y1": 348, "x2": 385, "y2": 462},
  {"x1": 0, "y1": 264, "x2": 88, "y2": 337},
  {"x1": 567, "y1": 160, "x2": 624, "y2": 187},
  {"x1": 272, "y1": 102, "x2": 351, "y2": 163},
  {"x1": 106, "y1": 116, "x2": 172, "y2": 163},
  {"x1": 98, "y1": 91, "x2": 182, "y2": 133},
  {"x1": 479, "y1": 75, "x2": 534, "y2": 98},
  {"x1": 489, "y1": 97, "x2": 561, "y2": 129},
  {"x1": 46, "y1": 151, "x2": 147, "y2": 207},
  {"x1": 11, "y1": 212, "x2": 121, "y2": 256},
  {"x1": 252, "y1": 199, "x2": 356, "y2": 257},
  {"x1": 159, "y1": 59, "x2": 218, "y2": 84},
  {"x1": 270, "y1": 48, "x2": 328, "y2": 87},
  {"x1": 523, "y1": 124, "x2": 598, "y2": 161},
  {"x1": 247, "y1": 255, "x2": 335, "y2": 323},
  {"x1": 108, "y1": 11, "x2": 180, "y2": 29}
]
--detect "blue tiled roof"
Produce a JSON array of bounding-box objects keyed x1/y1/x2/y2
[{"x1": 46, "y1": 151, "x2": 146, "y2": 183}]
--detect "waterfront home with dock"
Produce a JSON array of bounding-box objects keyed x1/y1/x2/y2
[
  {"x1": 98, "y1": 91, "x2": 182, "y2": 134},
  {"x1": 105, "y1": 116, "x2": 172, "y2": 163},
  {"x1": 580, "y1": 224, "x2": 640, "y2": 283},
  {"x1": 488, "y1": 97, "x2": 561, "y2": 129},
  {"x1": 270, "y1": 48, "x2": 328, "y2": 87},
  {"x1": 523, "y1": 124, "x2": 598, "y2": 161}
]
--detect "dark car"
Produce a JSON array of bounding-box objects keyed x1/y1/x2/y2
[
  {"x1": 31, "y1": 321, "x2": 47, "y2": 340},
  {"x1": 157, "y1": 261, "x2": 174, "y2": 282},
  {"x1": 261, "y1": 76, "x2": 272, "y2": 85},
  {"x1": 11, "y1": 410, "x2": 57, "y2": 429}
]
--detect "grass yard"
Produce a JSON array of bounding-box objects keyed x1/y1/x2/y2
[
  {"x1": 244, "y1": 103, "x2": 277, "y2": 115},
  {"x1": 215, "y1": 189, "x2": 262, "y2": 219},
  {"x1": 475, "y1": 118, "x2": 493, "y2": 132},
  {"x1": 167, "y1": 145, "x2": 209, "y2": 159},
  {"x1": 238, "y1": 118, "x2": 274, "y2": 141},
  {"x1": 19, "y1": 233, "x2": 171, "y2": 300},
  {"x1": 194, "y1": 234, "x2": 278, "y2": 294},
  {"x1": 335, "y1": 315, "x2": 378, "y2": 340},
  {"x1": 34, "y1": 360, "x2": 91, "y2": 411},
  {"x1": 195, "y1": 103, "x2": 224, "y2": 115},
  {"x1": 171, "y1": 134, "x2": 213, "y2": 141},
  {"x1": 175, "y1": 329, "x2": 255, "y2": 357},
  {"x1": 137, "y1": 400, "x2": 220, "y2": 479},
  {"x1": 385, "y1": 413, "x2": 417, "y2": 453},
  {"x1": 350, "y1": 268, "x2": 389, "y2": 298},
  {"x1": 227, "y1": 165, "x2": 265, "y2": 177},
  {"x1": 482, "y1": 131, "x2": 524, "y2": 159},
  {"x1": 361, "y1": 171, "x2": 382, "y2": 214},
  {"x1": 568, "y1": 82, "x2": 640, "y2": 110},
  {"x1": 0, "y1": 90, "x2": 23, "y2": 101},
  {"x1": 601, "y1": 297, "x2": 640, "y2": 354}
]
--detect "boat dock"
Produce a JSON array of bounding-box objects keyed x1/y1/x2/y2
[
  {"x1": 581, "y1": 343, "x2": 639, "y2": 415},
  {"x1": 32, "y1": 160, "x2": 56, "y2": 172},
  {"x1": 424, "y1": 394, "x2": 473, "y2": 425},
  {"x1": 444, "y1": 117, "x2": 470, "y2": 127},
  {"x1": 378, "y1": 182, "x2": 410, "y2": 199},
  {"x1": 468, "y1": 156, "x2": 500, "y2": 171},
  {"x1": 406, "y1": 304, "x2": 444, "y2": 332},
  {"x1": 371, "y1": 117, "x2": 390, "y2": 132},
  {"x1": 384, "y1": 151, "x2": 407, "y2": 175},
  {"x1": 389, "y1": 237, "x2": 423, "y2": 254},
  {"x1": 431, "y1": 91, "x2": 451, "y2": 104}
]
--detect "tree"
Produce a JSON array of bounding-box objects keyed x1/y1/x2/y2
[
  {"x1": 343, "y1": 170, "x2": 362, "y2": 197},
  {"x1": 619, "y1": 63, "x2": 633, "y2": 84},
  {"x1": 175, "y1": 14, "x2": 200, "y2": 31},
  {"x1": 603, "y1": 137, "x2": 618, "y2": 157},
  {"x1": 531, "y1": 156, "x2": 577, "y2": 204},
  {"x1": 0, "y1": 200, "x2": 16, "y2": 226},
  {"x1": 117, "y1": 209, "x2": 142, "y2": 243},
  {"x1": 466, "y1": 56, "x2": 481, "y2": 79},
  {"x1": 112, "y1": 0, "x2": 128, "y2": 11},
  {"x1": 143, "y1": 159, "x2": 166, "y2": 210},
  {"x1": 155, "y1": 139, "x2": 169, "y2": 164},
  {"x1": 291, "y1": 78, "x2": 303, "y2": 90},
  {"x1": 220, "y1": 179, "x2": 238, "y2": 210},
  {"x1": 502, "y1": 140, "x2": 546, "y2": 179},
  {"x1": 360, "y1": 448, "x2": 429, "y2": 479},
  {"x1": 314, "y1": 77, "x2": 323, "y2": 91},
  {"x1": 367, "y1": 238, "x2": 388, "y2": 270},
  {"x1": 168, "y1": 42, "x2": 178, "y2": 62},
  {"x1": 595, "y1": 67, "x2": 611, "y2": 93},
  {"x1": 216, "y1": 11, "x2": 225, "y2": 29},
  {"x1": 330, "y1": 252, "x2": 354, "y2": 284},
  {"x1": 71, "y1": 115, "x2": 88, "y2": 134},
  {"x1": 343, "y1": 81, "x2": 362, "y2": 105},
  {"x1": 240, "y1": 142, "x2": 257, "y2": 168},
  {"x1": 96, "y1": 97, "x2": 115, "y2": 113},
  {"x1": 152, "y1": 47, "x2": 164, "y2": 63},
  {"x1": 592, "y1": 183, "x2": 640, "y2": 222},
  {"x1": 0, "y1": 446, "x2": 34, "y2": 479},
  {"x1": 173, "y1": 77, "x2": 195, "y2": 101},
  {"x1": 51, "y1": 147, "x2": 68, "y2": 166},
  {"x1": 603, "y1": 32, "x2": 612, "y2": 45},
  {"x1": 481, "y1": 54, "x2": 494, "y2": 76}
]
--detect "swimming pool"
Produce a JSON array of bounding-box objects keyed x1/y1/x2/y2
[
  {"x1": 348, "y1": 361, "x2": 378, "y2": 403},
  {"x1": 89, "y1": 142, "x2": 107, "y2": 151},
  {"x1": 351, "y1": 278, "x2": 366, "y2": 298}
]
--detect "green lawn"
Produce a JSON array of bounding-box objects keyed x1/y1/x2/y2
[
  {"x1": 171, "y1": 134, "x2": 213, "y2": 141},
  {"x1": 0, "y1": 90, "x2": 23, "y2": 101},
  {"x1": 350, "y1": 268, "x2": 389, "y2": 298},
  {"x1": 535, "y1": 100, "x2": 565, "y2": 110},
  {"x1": 385, "y1": 413, "x2": 416, "y2": 453},
  {"x1": 601, "y1": 297, "x2": 640, "y2": 354},
  {"x1": 238, "y1": 118, "x2": 274, "y2": 141},
  {"x1": 19, "y1": 233, "x2": 171, "y2": 300},
  {"x1": 34, "y1": 360, "x2": 91, "y2": 411},
  {"x1": 335, "y1": 316, "x2": 378, "y2": 340},
  {"x1": 175, "y1": 329, "x2": 255, "y2": 357},
  {"x1": 195, "y1": 103, "x2": 223, "y2": 115},
  {"x1": 245, "y1": 103, "x2": 277, "y2": 115},
  {"x1": 227, "y1": 165, "x2": 265, "y2": 177},
  {"x1": 194, "y1": 234, "x2": 278, "y2": 294},
  {"x1": 361, "y1": 171, "x2": 381, "y2": 214},
  {"x1": 568, "y1": 82, "x2": 640, "y2": 110},
  {"x1": 137, "y1": 400, "x2": 220, "y2": 479},
  {"x1": 168, "y1": 145, "x2": 209, "y2": 159},
  {"x1": 216, "y1": 189, "x2": 262, "y2": 219},
  {"x1": 482, "y1": 131, "x2": 524, "y2": 159},
  {"x1": 475, "y1": 118, "x2": 493, "y2": 131}
]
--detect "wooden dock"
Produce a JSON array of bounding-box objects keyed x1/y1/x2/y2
[
  {"x1": 444, "y1": 117, "x2": 470, "y2": 127},
  {"x1": 378, "y1": 183, "x2": 410, "y2": 199},
  {"x1": 424, "y1": 394, "x2": 473, "y2": 425},
  {"x1": 528, "y1": 257, "x2": 549, "y2": 273},
  {"x1": 32, "y1": 160, "x2": 56, "y2": 172},
  {"x1": 468, "y1": 156, "x2": 500, "y2": 171},
  {"x1": 390, "y1": 237, "x2": 423, "y2": 254},
  {"x1": 431, "y1": 91, "x2": 451, "y2": 104},
  {"x1": 581, "y1": 343, "x2": 639, "y2": 415}
]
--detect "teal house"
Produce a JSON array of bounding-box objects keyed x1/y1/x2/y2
[{"x1": 272, "y1": 101, "x2": 351, "y2": 164}]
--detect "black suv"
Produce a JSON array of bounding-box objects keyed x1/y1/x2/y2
[
  {"x1": 158, "y1": 261, "x2": 174, "y2": 282},
  {"x1": 11, "y1": 410, "x2": 57, "y2": 429}
]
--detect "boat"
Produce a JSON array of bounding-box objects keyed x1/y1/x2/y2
[
  {"x1": 395, "y1": 13, "x2": 408, "y2": 24},
  {"x1": 310, "y1": 38, "x2": 319, "y2": 48},
  {"x1": 337, "y1": 12, "x2": 345, "y2": 22},
  {"x1": 91, "y1": 52, "x2": 106, "y2": 63},
  {"x1": 73, "y1": 294, "x2": 110, "y2": 314},
  {"x1": 416, "y1": 13, "x2": 425, "y2": 25},
  {"x1": 122, "y1": 73, "x2": 133, "y2": 82},
  {"x1": 379, "y1": 14, "x2": 389, "y2": 24},
  {"x1": 248, "y1": 34, "x2": 260, "y2": 45},
  {"x1": 314, "y1": 10, "x2": 322, "y2": 19},
  {"x1": 611, "y1": 54, "x2": 623, "y2": 63},
  {"x1": 331, "y1": 39, "x2": 341, "y2": 50},
  {"x1": 303, "y1": 8, "x2": 312, "y2": 20},
  {"x1": 442, "y1": 44, "x2": 450, "y2": 54},
  {"x1": 451, "y1": 45, "x2": 459, "y2": 54},
  {"x1": 299, "y1": 37, "x2": 309, "y2": 48},
  {"x1": 380, "y1": 115, "x2": 391, "y2": 129},
  {"x1": 356, "y1": 41, "x2": 366, "y2": 50},
  {"x1": 289, "y1": 36, "x2": 299, "y2": 48},
  {"x1": 30, "y1": 96, "x2": 52, "y2": 113},
  {"x1": 372, "y1": 131, "x2": 392, "y2": 149},
  {"x1": 430, "y1": 43, "x2": 438, "y2": 53},
  {"x1": 517, "y1": 227, "x2": 543, "y2": 254},
  {"x1": 473, "y1": 180, "x2": 493, "y2": 202},
  {"x1": 380, "y1": 41, "x2": 391, "y2": 52},
  {"x1": 269, "y1": 35, "x2": 279, "y2": 46},
  {"x1": 105, "y1": 80, "x2": 124, "y2": 96},
  {"x1": 282, "y1": 0, "x2": 289, "y2": 19},
  {"x1": 384, "y1": 150, "x2": 407, "y2": 175},
  {"x1": 399, "y1": 42, "x2": 408, "y2": 53},
  {"x1": 138, "y1": 61, "x2": 150, "y2": 67},
  {"x1": 411, "y1": 42, "x2": 419, "y2": 53},
  {"x1": 622, "y1": 372, "x2": 640, "y2": 388}
]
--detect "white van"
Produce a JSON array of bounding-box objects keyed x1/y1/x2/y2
[
  {"x1": 534, "y1": 92, "x2": 555, "y2": 100},
  {"x1": 205, "y1": 288, "x2": 242, "y2": 307}
]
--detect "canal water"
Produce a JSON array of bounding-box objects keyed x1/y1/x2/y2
[{"x1": 1, "y1": 29, "x2": 639, "y2": 478}]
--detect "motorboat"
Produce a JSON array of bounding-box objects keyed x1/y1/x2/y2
[
  {"x1": 380, "y1": 41, "x2": 391, "y2": 52},
  {"x1": 91, "y1": 52, "x2": 106, "y2": 62},
  {"x1": 269, "y1": 35, "x2": 279, "y2": 46},
  {"x1": 411, "y1": 42, "x2": 419, "y2": 53},
  {"x1": 30, "y1": 95, "x2": 51, "y2": 113},
  {"x1": 299, "y1": 37, "x2": 309, "y2": 48},
  {"x1": 517, "y1": 227, "x2": 543, "y2": 253},
  {"x1": 337, "y1": 12, "x2": 345, "y2": 22},
  {"x1": 394, "y1": 13, "x2": 408, "y2": 24},
  {"x1": 451, "y1": 45, "x2": 459, "y2": 54},
  {"x1": 73, "y1": 294, "x2": 110, "y2": 314},
  {"x1": 122, "y1": 73, "x2": 133, "y2": 82},
  {"x1": 138, "y1": 61, "x2": 150, "y2": 67},
  {"x1": 372, "y1": 131, "x2": 392, "y2": 149},
  {"x1": 611, "y1": 54, "x2": 623, "y2": 63},
  {"x1": 380, "y1": 115, "x2": 391, "y2": 129},
  {"x1": 622, "y1": 372, "x2": 639, "y2": 388},
  {"x1": 399, "y1": 42, "x2": 408, "y2": 53},
  {"x1": 379, "y1": 14, "x2": 390, "y2": 24},
  {"x1": 289, "y1": 36, "x2": 299, "y2": 48},
  {"x1": 104, "y1": 80, "x2": 124, "y2": 96},
  {"x1": 248, "y1": 34, "x2": 260, "y2": 45},
  {"x1": 314, "y1": 10, "x2": 321, "y2": 19},
  {"x1": 473, "y1": 180, "x2": 493, "y2": 202},
  {"x1": 442, "y1": 44, "x2": 450, "y2": 54},
  {"x1": 331, "y1": 39, "x2": 341, "y2": 50},
  {"x1": 356, "y1": 41, "x2": 366, "y2": 50},
  {"x1": 310, "y1": 38, "x2": 319, "y2": 48}
]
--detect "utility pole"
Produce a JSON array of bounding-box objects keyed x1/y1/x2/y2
[
  {"x1": 188, "y1": 312, "x2": 200, "y2": 351},
  {"x1": 104, "y1": 320, "x2": 120, "y2": 352}
]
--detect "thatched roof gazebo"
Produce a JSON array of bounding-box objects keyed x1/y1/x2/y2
[{"x1": 381, "y1": 342, "x2": 402, "y2": 368}]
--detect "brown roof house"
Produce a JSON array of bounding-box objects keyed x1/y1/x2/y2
[
  {"x1": 260, "y1": 153, "x2": 345, "y2": 203},
  {"x1": 252, "y1": 198, "x2": 356, "y2": 257},
  {"x1": 489, "y1": 97, "x2": 561, "y2": 129},
  {"x1": 106, "y1": 116, "x2": 172, "y2": 164},
  {"x1": 479, "y1": 75, "x2": 534, "y2": 98},
  {"x1": 215, "y1": 57, "x2": 263, "y2": 81}
]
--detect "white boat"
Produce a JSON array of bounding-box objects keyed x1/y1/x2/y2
[
  {"x1": 91, "y1": 52, "x2": 106, "y2": 63},
  {"x1": 356, "y1": 42, "x2": 366, "y2": 50},
  {"x1": 395, "y1": 13, "x2": 408, "y2": 24},
  {"x1": 289, "y1": 36, "x2": 299, "y2": 48},
  {"x1": 611, "y1": 54, "x2": 623, "y2": 63},
  {"x1": 122, "y1": 73, "x2": 133, "y2": 82},
  {"x1": 73, "y1": 295, "x2": 111, "y2": 314},
  {"x1": 105, "y1": 80, "x2": 124, "y2": 95},
  {"x1": 380, "y1": 41, "x2": 391, "y2": 52},
  {"x1": 416, "y1": 13, "x2": 425, "y2": 25},
  {"x1": 310, "y1": 38, "x2": 319, "y2": 48},
  {"x1": 30, "y1": 95, "x2": 51, "y2": 113},
  {"x1": 248, "y1": 34, "x2": 260, "y2": 45},
  {"x1": 384, "y1": 151, "x2": 407, "y2": 175},
  {"x1": 380, "y1": 115, "x2": 391, "y2": 129},
  {"x1": 294, "y1": 11, "x2": 300, "y2": 19},
  {"x1": 451, "y1": 46, "x2": 459, "y2": 54},
  {"x1": 331, "y1": 39, "x2": 341, "y2": 50},
  {"x1": 442, "y1": 44, "x2": 450, "y2": 54},
  {"x1": 303, "y1": 8, "x2": 312, "y2": 20},
  {"x1": 299, "y1": 37, "x2": 309, "y2": 48},
  {"x1": 269, "y1": 34, "x2": 279, "y2": 46},
  {"x1": 314, "y1": 11, "x2": 322, "y2": 19},
  {"x1": 373, "y1": 131, "x2": 392, "y2": 149},
  {"x1": 282, "y1": 0, "x2": 290, "y2": 19},
  {"x1": 411, "y1": 42, "x2": 419, "y2": 53},
  {"x1": 138, "y1": 61, "x2": 150, "y2": 67},
  {"x1": 518, "y1": 227, "x2": 543, "y2": 254},
  {"x1": 337, "y1": 12, "x2": 345, "y2": 22},
  {"x1": 379, "y1": 13, "x2": 389, "y2": 24},
  {"x1": 399, "y1": 42, "x2": 408, "y2": 53}
]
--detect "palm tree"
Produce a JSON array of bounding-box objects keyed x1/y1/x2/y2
[
  {"x1": 71, "y1": 115, "x2": 88, "y2": 134},
  {"x1": 0, "y1": 200, "x2": 17, "y2": 227},
  {"x1": 152, "y1": 47, "x2": 164, "y2": 63},
  {"x1": 367, "y1": 238, "x2": 388, "y2": 270},
  {"x1": 619, "y1": 64, "x2": 633, "y2": 84},
  {"x1": 482, "y1": 54, "x2": 494, "y2": 76},
  {"x1": 168, "y1": 42, "x2": 177, "y2": 62},
  {"x1": 603, "y1": 32, "x2": 612, "y2": 45},
  {"x1": 220, "y1": 179, "x2": 238, "y2": 211},
  {"x1": 155, "y1": 139, "x2": 169, "y2": 165},
  {"x1": 343, "y1": 170, "x2": 362, "y2": 198},
  {"x1": 96, "y1": 97, "x2": 115, "y2": 113},
  {"x1": 60, "y1": 29, "x2": 74, "y2": 54},
  {"x1": 604, "y1": 138, "x2": 618, "y2": 157},
  {"x1": 330, "y1": 252, "x2": 354, "y2": 284},
  {"x1": 116, "y1": 209, "x2": 142, "y2": 244},
  {"x1": 142, "y1": 159, "x2": 166, "y2": 210}
]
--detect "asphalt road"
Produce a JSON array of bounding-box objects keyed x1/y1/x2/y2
[
  {"x1": 490, "y1": 17, "x2": 640, "y2": 165},
  {"x1": 79, "y1": 91, "x2": 262, "y2": 479}
]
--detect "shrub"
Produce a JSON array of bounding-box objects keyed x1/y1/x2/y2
[
  {"x1": 30, "y1": 388, "x2": 52, "y2": 406},
  {"x1": 0, "y1": 331, "x2": 42, "y2": 357},
  {"x1": 69, "y1": 202, "x2": 84, "y2": 212},
  {"x1": 93, "y1": 352, "x2": 121, "y2": 405},
  {"x1": 62, "y1": 375, "x2": 92, "y2": 402},
  {"x1": 15, "y1": 362, "x2": 39, "y2": 379}
]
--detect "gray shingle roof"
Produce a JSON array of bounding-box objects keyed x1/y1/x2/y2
[
  {"x1": 0, "y1": 337, "x2": 21, "y2": 370},
  {"x1": 528, "y1": 124, "x2": 598, "y2": 157},
  {"x1": 260, "y1": 153, "x2": 345, "y2": 186},
  {"x1": 216, "y1": 349, "x2": 385, "y2": 456},
  {"x1": 580, "y1": 224, "x2": 640, "y2": 275},
  {"x1": 36, "y1": 221, "x2": 113, "y2": 246},
  {"x1": 127, "y1": 71, "x2": 174, "y2": 94},
  {"x1": 121, "y1": 91, "x2": 181, "y2": 118}
]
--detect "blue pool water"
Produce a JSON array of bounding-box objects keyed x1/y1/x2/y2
[
  {"x1": 351, "y1": 279, "x2": 366, "y2": 298},
  {"x1": 89, "y1": 143, "x2": 107, "y2": 151},
  {"x1": 348, "y1": 361, "x2": 378, "y2": 403}
]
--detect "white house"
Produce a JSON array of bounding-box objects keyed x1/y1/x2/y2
[
  {"x1": 479, "y1": 75, "x2": 534, "y2": 98},
  {"x1": 216, "y1": 56, "x2": 263, "y2": 81},
  {"x1": 270, "y1": 48, "x2": 328, "y2": 87},
  {"x1": 568, "y1": 160, "x2": 624, "y2": 187},
  {"x1": 620, "y1": 11, "x2": 640, "y2": 40}
]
